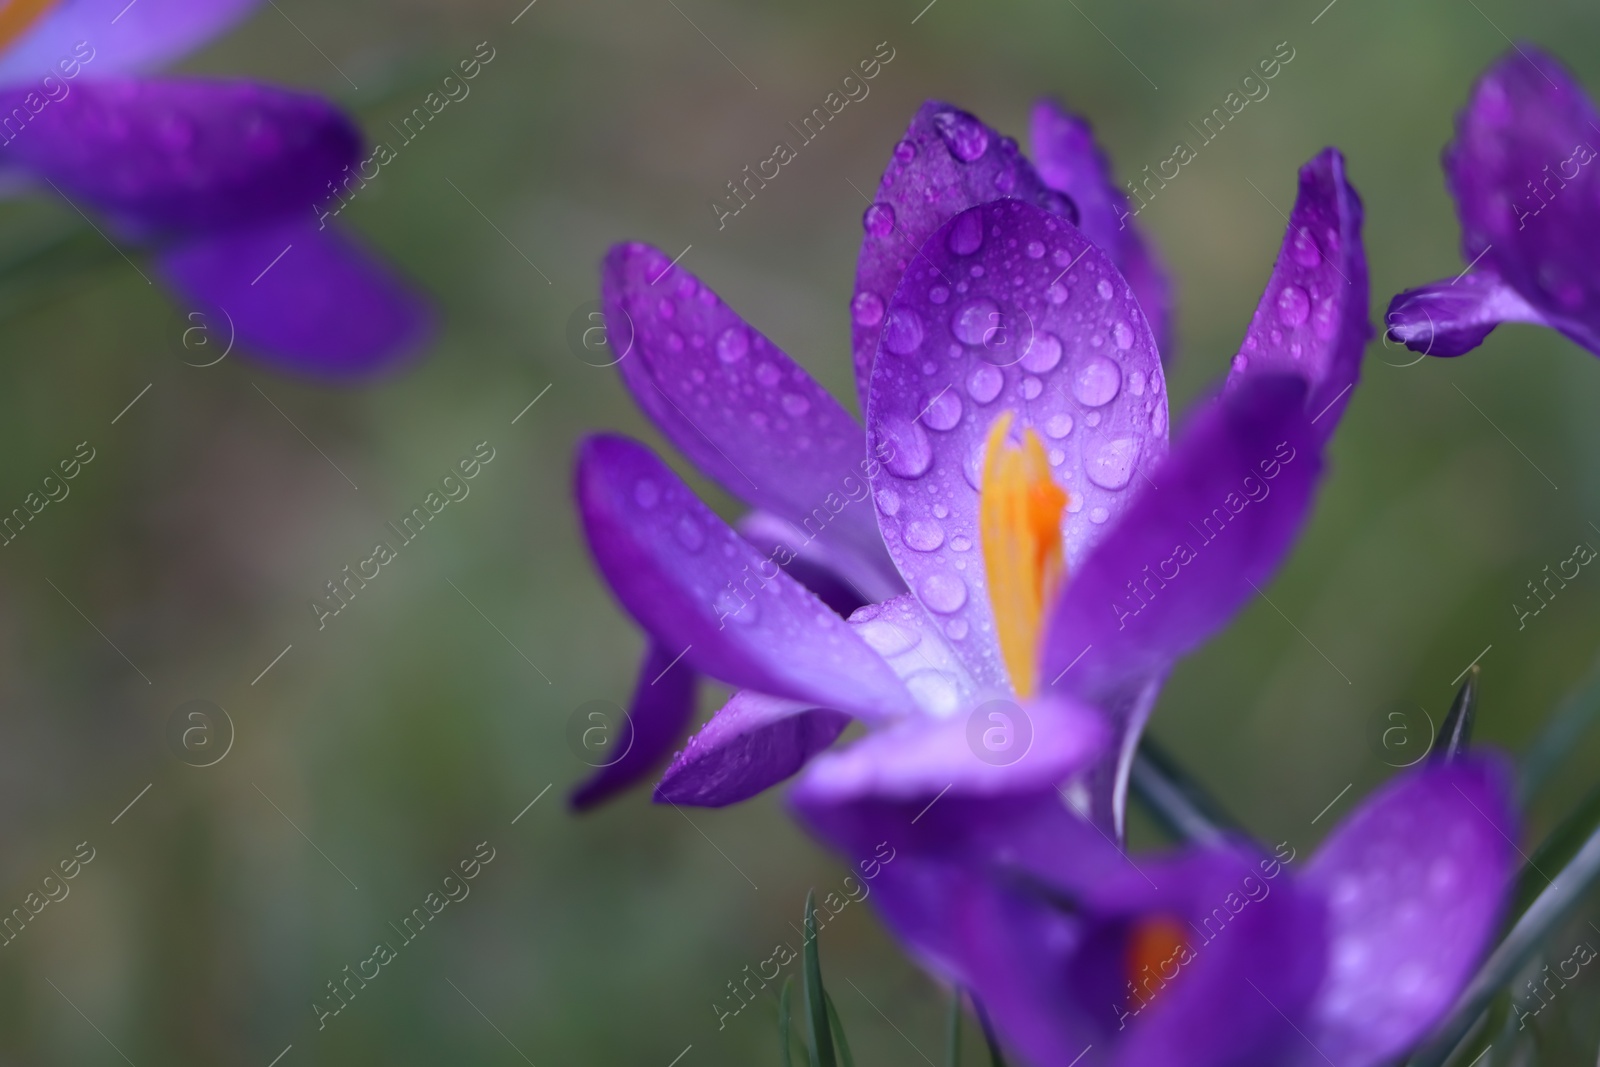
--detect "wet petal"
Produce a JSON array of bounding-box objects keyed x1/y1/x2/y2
[
  {"x1": 654, "y1": 690, "x2": 849, "y2": 808},
  {"x1": 603, "y1": 243, "x2": 896, "y2": 587},
  {"x1": 1433, "y1": 46, "x2": 1600, "y2": 356},
  {"x1": 1301, "y1": 756, "x2": 1517, "y2": 1067},
  {"x1": 0, "y1": 0, "x2": 259, "y2": 82},
  {"x1": 851, "y1": 101, "x2": 1079, "y2": 405},
  {"x1": 1225, "y1": 148, "x2": 1370, "y2": 440},
  {"x1": 1386, "y1": 271, "x2": 1547, "y2": 357},
  {"x1": 0, "y1": 78, "x2": 358, "y2": 235},
  {"x1": 159, "y1": 216, "x2": 433, "y2": 379},
  {"x1": 847, "y1": 593, "x2": 982, "y2": 719},
  {"x1": 575, "y1": 434, "x2": 913, "y2": 720},
  {"x1": 868, "y1": 197, "x2": 1167, "y2": 690},
  {"x1": 1031, "y1": 98, "x2": 1173, "y2": 359},
  {"x1": 570, "y1": 642, "x2": 698, "y2": 811}
]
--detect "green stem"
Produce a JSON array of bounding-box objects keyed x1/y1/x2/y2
[{"x1": 1128, "y1": 735, "x2": 1238, "y2": 845}]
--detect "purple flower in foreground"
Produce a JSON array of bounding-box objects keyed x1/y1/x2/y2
[
  {"x1": 1388, "y1": 45, "x2": 1600, "y2": 359},
  {"x1": 0, "y1": 0, "x2": 431, "y2": 377},
  {"x1": 794, "y1": 753, "x2": 1517, "y2": 1067},
  {"x1": 572, "y1": 99, "x2": 1369, "y2": 832}
]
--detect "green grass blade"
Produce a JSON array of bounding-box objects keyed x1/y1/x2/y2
[
  {"x1": 946, "y1": 987, "x2": 963, "y2": 1067},
  {"x1": 802, "y1": 890, "x2": 837, "y2": 1067},
  {"x1": 973, "y1": 996, "x2": 1008, "y2": 1067},
  {"x1": 1519, "y1": 652, "x2": 1600, "y2": 803},
  {"x1": 779, "y1": 975, "x2": 796, "y2": 1067},
  {"x1": 823, "y1": 989, "x2": 856, "y2": 1067}
]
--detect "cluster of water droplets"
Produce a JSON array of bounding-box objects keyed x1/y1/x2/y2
[{"x1": 1229, "y1": 214, "x2": 1347, "y2": 378}]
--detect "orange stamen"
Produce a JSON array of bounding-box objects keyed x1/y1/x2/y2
[
  {"x1": 0, "y1": 0, "x2": 61, "y2": 53},
  {"x1": 1125, "y1": 914, "x2": 1191, "y2": 1006},
  {"x1": 979, "y1": 412, "x2": 1068, "y2": 699}
]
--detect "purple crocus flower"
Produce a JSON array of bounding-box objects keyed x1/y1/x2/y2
[
  {"x1": 793, "y1": 751, "x2": 1518, "y2": 1067},
  {"x1": 572, "y1": 98, "x2": 1369, "y2": 834},
  {"x1": 0, "y1": 0, "x2": 431, "y2": 377},
  {"x1": 1387, "y1": 45, "x2": 1600, "y2": 359}
]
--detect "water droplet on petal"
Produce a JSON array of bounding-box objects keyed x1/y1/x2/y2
[
  {"x1": 945, "y1": 618, "x2": 969, "y2": 640},
  {"x1": 921, "y1": 389, "x2": 963, "y2": 431},
  {"x1": 929, "y1": 285, "x2": 950, "y2": 305},
  {"x1": 1025, "y1": 240, "x2": 1046, "y2": 259},
  {"x1": 657, "y1": 297, "x2": 676, "y2": 320},
  {"x1": 950, "y1": 535, "x2": 972, "y2": 552},
  {"x1": 966, "y1": 363, "x2": 1003, "y2": 403},
  {"x1": 863, "y1": 202, "x2": 896, "y2": 237},
  {"x1": 716, "y1": 325, "x2": 749, "y2": 363},
  {"x1": 1096, "y1": 278, "x2": 1114, "y2": 301},
  {"x1": 1046, "y1": 283, "x2": 1069, "y2": 305},
  {"x1": 1086, "y1": 437, "x2": 1139, "y2": 489},
  {"x1": 905, "y1": 669, "x2": 961, "y2": 715},
  {"x1": 893, "y1": 138, "x2": 917, "y2": 164},
  {"x1": 947, "y1": 208, "x2": 984, "y2": 255},
  {"x1": 1019, "y1": 331, "x2": 1062, "y2": 373},
  {"x1": 674, "y1": 514, "x2": 705, "y2": 552},
  {"x1": 1292, "y1": 229, "x2": 1322, "y2": 268},
  {"x1": 905, "y1": 519, "x2": 945, "y2": 552},
  {"x1": 1072, "y1": 356, "x2": 1122, "y2": 407},
  {"x1": 713, "y1": 586, "x2": 758, "y2": 624},
  {"x1": 919, "y1": 571, "x2": 968, "y2": 613},
  {"x1": 884, "y1": 307, "x2": 925, "y2": 354},
  {"x1": 1089, "y1": 506, "x2": 1109, "y2": 524},
  {"x1": 851, "y1": 291, "x2": 885, "y2": 328},
  {"x1": 881, "y1": 415, "x2": 933, "y2": 477},
  {"x1": 1020, "y1": 376, "x2": 1043, "y2": 400},
  {"x1": 1112, "y1": 320, "x2": 1135, "y2": 350},
  {"x1": 933, "y1": 109, "x2": 989, "y2": 162},
  {"x1": 781, "y1": 393, "x2": 811, "y2": 417},
  {"x1": 1045, "y1": 413, "x2": 1074, "y2": 439},
  {"x1": 952, "y1": 298, "x2": 1001, "y2": 345},
  {"x1": 857, "y1": 618, "x2": 920, "y2": 656},
  {"x1": 1277, "y1": 285, "x2": 1311, "y2": 327},
  {"x1": 633, "y1": 479, "x2": 660, "y2": 509},
  {"x1": 876, "y1": 488, "x2": 901, "y2": 516},
  {"x1": 755, "y1": 362, "x2": 781, "y2": 387}
]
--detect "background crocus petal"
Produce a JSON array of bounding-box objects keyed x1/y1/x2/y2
[
  {"x1": 1434, "y1": 45, "x2": 1600, "y2": 357},
  {"x1": 0, "y1": 0, "x2": 260, "y2": 83},
  {"x1": 1224, "y1": 148, "x2": 1370, "y2": 441},
  {"x1": 0, "y1": 78, "x2": 358, "y2": 235},
  {"x1": 654, "y1": 690, "x2": 849, "y2": 808},
  {"x1": 792, "y1": 692, "x2": 1106, "y2": 805},
  {"x1": 1300, "y1": 755, "x2": 1517, "y2": 1067},
  {"x1": 602, "y1": 243, "x2": 897, "y2": 588},
  {"x1": 867, "y1": 198, "x2": 1167, "y2": 690},
  {"x1": 575, "y1": 434, "x2": 914, "y2": 721},
  {"x1": 1386, "y1": 271, "x2": 1547, "y2": 357},
  {"x1": 159, "y1": 216, "x2": 432, "y2": 379},
  {"x1": 1030, "y1": 98, "x2": 1174, "y2": 360},
  {"x1": 850, "y1": 100, "x2": 1080, "y2": 405},
  {"x1": 570, "y1": 642, "x2": 698, "y2": 811}
]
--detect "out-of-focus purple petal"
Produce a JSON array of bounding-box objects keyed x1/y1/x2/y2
[
  {"x1": 737, "y1": 511, "x2": 885, "y2": 617},
  {"x1": 0, "y1": 0, "x2": 260, "y2": 83},
  {"x1": 0, "y1": 78, "x2": 358, "y2": 235},
  {"x1": 867, "y1": 198, "x2": 1167, "y2": 690},
  {"x1": 1300, "y1": 756, "x2": 1517, "y2": 1067},
  {"x1": 570, "y1": 642, "x2": 698, "y2": 812},
  {"x1": 602, "y1": 243, "x2": 898, "y2": 592},
  {"x1": 1030, "y1": 98, "x2": 1174, "y2": 360},
  {"x1": 654, "y1": 690, "x2": 849, "y2": 808},
  {"x1": 1225, "y1": 148, "x2": 1370, "y2": 441},
  {"x1": 1386, "y1": 271, "x2": 1547, "y2": 357},
  {"x1": 793, "y1": 693, "x2": 1105, "y2": 805},
  {"x1": 851, "y1": 101, "x2": 1080, "y2": 405},
  {"x1": 575, "y1": 434, "x2": 913, "y2": 721},
  {"x1": 1430, "y1": 46, "x2": 1600, "y2": 357},
  {"x1": 159, "y1": 216, "x2": 432, "y2": 379}
]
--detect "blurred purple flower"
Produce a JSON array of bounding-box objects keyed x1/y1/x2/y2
[
  {"x1": 1388, "y1": 45, "x2": 1600, "y2": 359},
  {"x1": 572, "y1": 99, "x2": 1369, "y2": 825},
  {"x1": 0, "y1": 0, "x2": 431, "y2": 378},
  {"x1": 793, "y1": 752, "x2": 1517, "y2": 1067}
]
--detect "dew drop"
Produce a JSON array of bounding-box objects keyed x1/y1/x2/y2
[
  {"x1": 1019, "y1": 331, "x2": 1062, "y2": 373},
  {"x1": 1129, "y1": 370, "x2": 1146, "y2": 396},
  {"x1": 1089, "y1": 506, "x2": 1109, "y2": 524},
  {"x1": 893, "y1": 138, "x2": 917, "y2": 164},
  {"x1": 633, "y1": 479, "x2": 660, "y2": 509},
  {"x1": 1277, "y1": 285, "x2": 1311, "y2": 327},
  {"x1": 781, "y1": 393, "x2": 811, "y2": 417},
  {"x1": 950, "y1": 535, "x2": 972, "y2": 552},
  {"x1": 884, "y1": 307, "x2": 925, "y2": 354},
  {"x1": 863, "y1": 202, "x2": 896, "y2": 238},
  {"x1": 1020, "y1": 376, "x2": 1043, "y2": 400},
  {"x1": 905, "y1": 519, "x2": 945, "y2": 552},
  {"x1": 857, "y1": 618, "x2": 920, "y2": 657},
  {"x1": 921, "y1": 389, "x2": 963, "y2": 431},
  {"x1": 945, "y1": 618, "x2": 969, "y2": 640},
  {"x1": 755, "y1": 362, "x2": 781, "y2": 387},
  {"x1": 713, "y1": 586, "x2": 758, "y2": 625},
  {"x1": 882, "y1": 415, "x2": 933, "y2": 477},
  {"x1": 919, "y1": 571, "x2": 968, "y2": 613},
  {"x1": 929, "y1": 285, "x2": 950, "y2": 305},
  {"x1": 947, "y1": 208, "x2": 984, "y2": 255},
  {"x1": 851, "y1": 291, "x2": 885, "y2": 328},
  {"x1": 1025, "y1": 240, "x2": 1046, "y2": 259},
  {"x1": 1112, "y1": 320, "x2": 1135, "y2": 350},
  {"x1": 876, "y1": 488, "x2": 901, "y2": 516},
  {"x1": 1086, "y1": 436, "x2": 1139, "y2": 489},
  {"x1": 966, "y1": 363, "x2": 1003, "y2": 403},
  {"x1": 666, "y1": 332, "x2": 684, "y2": 353},
  {"x1": 952, "y1": 298, "x2": 1001, "y2": 345},
  {"x1": 716, "y1": 325, "x2": 749, "y2": 363},
  {"x1": 933, "y1": 109, "x2": 989, "y2": 162},
  {"x1": 906, "y1": 669, "x2": 961, "y2": 715},
  {"x1": 1071, "y1": 355, "x2": 1122, "y2": 407},
  {"x1": 1046, "y1": 283, "x2": 1069, "y2": 305},
  {"x1": 1291, "y1": 229, "x2": 1322, "y2": 268},
  {"x1": 1096, "y1": 278, "x2": 1114, "y2": 301},
  {"x1": 657, "y1": 297, "x2": 676, "y2": 320},
  {"x1": 674, "y1": 514, "x2": 705, "y2": 552},
  {"x1": 1044, "y1": 412, "x2": 1074, "y2": 439}
]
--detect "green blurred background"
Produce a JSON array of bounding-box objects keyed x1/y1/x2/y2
[{"x1": 1, "y1": 0, "x2": 1599, "y2": 1062}]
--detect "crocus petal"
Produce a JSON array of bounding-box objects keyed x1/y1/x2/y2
[
  {"x1": 654, "y1": 690, "x2": 849, "y2": 808},
  {"x1": 603, "y1": 242, "x2": 898, "y2": 596},
  {"x1": 848, "y1": 593, "x2": 982, "y2": 718},
  {"x1": 868, "y1": 197, "x2": 1167, "y2": 690},
  {"x1": 793, "y1": 693, "x2": 1105, "y2": 805},
  {"x1": 0, "y1": 0, "x2": 259, "y2": 83},
  {"x1": 0, "y1": 78, "x2": 358, "y2": 235},
  {"x1": 575, "y1": 434, "x2": 913, "y2": 720},
  {"x1": 1418, "y1": 46, "x2": 1600, "y2": 357},
  {"x1": 1225, "y1": 148, "x2": 1370, "y2": 440},
  {"x1": 1030, "y1": 98, "x2": 1173, "y2": 359},
  {"x1": 159, "y1": 216, "x2": 432, "y2": 378},
  {"x1": 570, "y1": 642, "x2": 698, "y2": 811},
  {"x1": 736, "y1": 511, "x2": 877, "y2": 618},
  {"x1": 1300, "y1": 755, "x2": 1517, "y2": 1067},
  {"x1": 851, "y1": 101, "x2": 1080, "y2": 405},
  {"x1": 1386, "y1": 271, "x2": 1547, "y2": 357}
]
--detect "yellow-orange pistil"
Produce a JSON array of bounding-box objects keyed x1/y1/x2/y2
[
  {"x1": 979, "y1": 412, "x2": 1068, "y2": 700},
  {"x1": 1124, "y1": 914, "x2": 1192, "y2": 1006},
  {"x1": 0, "y1": 0, "x2": 61, "y2": 53}
]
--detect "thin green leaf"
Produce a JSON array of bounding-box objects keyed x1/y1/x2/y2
[
  {"x1": 946, "y1": 987, "x2": 963, "y2": 1067},
  {"x1": 1430, "y1": 666, "x2": 1478, "y2": 763},
  {"x1": 973, "y1": 996, "x2": 1008, "y2": 1067},
  {"x1": 1519, "y1": 651, "x2": 1600, "y2": 803},
  {"x1": 779, "y1": 975, "x2": 796, "y2": 1067},
  {"x1": 802, "y1": 890, "x2": 837, "y2": 1067},
  {"x1": 1513, "y1": 779, "x2": 1600, "y2": 916},
  {"x1": 1129, "y1": 735, "x2": 1239, "y2": 845},
  {"x1": 823, "y1": 989, "x2": 856, "y2": 1067}
]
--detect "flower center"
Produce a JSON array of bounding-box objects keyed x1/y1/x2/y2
[
  {"x1": 0, "y1": 0, "x2": 60, "y2": 53},
  {"x1": 979, "y1": 412, "x2": 1068, "y2": 699},
  {"x1": 1125, "y1": 914, "x2": 1191, "y2": 1007}
]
